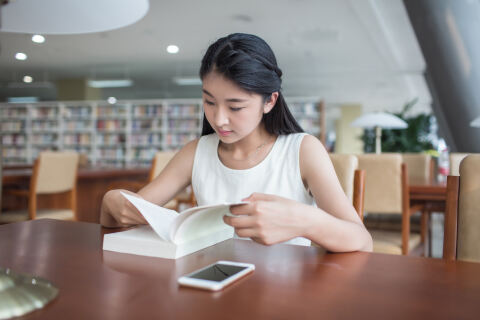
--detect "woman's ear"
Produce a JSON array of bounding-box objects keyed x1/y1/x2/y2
[{"x1": 263, "y1": 92, "x2": 279, "y2": 114}]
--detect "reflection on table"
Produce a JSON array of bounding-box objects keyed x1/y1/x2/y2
[{"x1": 1, "y1": 219, "x2": 479, "y2": 319}]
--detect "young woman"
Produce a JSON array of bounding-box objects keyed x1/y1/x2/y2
[{"x1": 101, "y1": 33, "x2": 372, "y2": 252}]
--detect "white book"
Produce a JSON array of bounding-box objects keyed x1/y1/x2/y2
[{"x1": 103, "y1": 192, "x2": 246, "y2": 259}]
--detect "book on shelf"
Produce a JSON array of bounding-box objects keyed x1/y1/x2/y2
[{"x1": 103, "y1": 192, "x2": 246, "y2": 259}]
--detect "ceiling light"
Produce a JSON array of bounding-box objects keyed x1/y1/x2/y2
[
  {"x1": 470, "y1": 116, "x2": 480, "y2": 127},
  {"x1": 23, "y1": 76, "x2": 33, "y2": 83},
  {"x1": 87, "y1": 79, "x2": 133, "y2": 88},
  {"x1": 15, "y1": 52, "x2": 27, "y2": 60},
  {"x1": 167, "y1": 45, "x2": 179, "y2": 54},
  {"x1": 0, "y1": 0, "x2": 149, "y2": 35},
  {"x1": 32, "y1": 34, "x2": 45, "y2": 43},
  {"x1": 107, "y1": 97, "x2": 117, "y2": 104},
  {"x1": 173, "y1": 77, "x2": 202, "y2": 86},
  {"x1": 7, "y1": 97, "x2": 39, "y2": 103}
]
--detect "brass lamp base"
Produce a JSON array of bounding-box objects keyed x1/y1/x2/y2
[{"x1": 0, "y1": 268, "x2": 58, "y2": 319}]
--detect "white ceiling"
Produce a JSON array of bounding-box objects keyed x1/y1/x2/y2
[{"x1": 0, "y1": 0, "x2": 431, "y2": 115}]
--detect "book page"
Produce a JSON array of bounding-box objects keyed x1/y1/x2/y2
[
  {"x1": 120, "y1": 192, "x2": 178, "y2": 242},
  {"x1": 171, "y1": 202, "x2": 247, "y2": 244},
  {"x1": 121, "y1": 192, "x2": 247, "y2": 244}
]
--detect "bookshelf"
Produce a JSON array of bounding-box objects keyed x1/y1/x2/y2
[{"x1": 0, "y1": 98, "x2": 324, "y2": 167}]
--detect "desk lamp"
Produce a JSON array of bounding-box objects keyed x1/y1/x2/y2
[
  {"x1": 0, "y1": 0, "x2": 148, "y2": 34},
  {"x1": 351, "y1": 112, "x2": 408, "y2": 154},
  {"x1": 0, "y1": 268, "x2": 58, "y2": 318}
]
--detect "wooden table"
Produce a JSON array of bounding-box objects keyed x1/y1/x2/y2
[
  {"x1": 410, "y1": 183, "x2": 447, "y2": 211},
  {"x1": 2, "y1": 167, "x2": 149, "y2": 222},
  {"x1": 410, "y1": 183, "x2": 447, "y2": 255},
  {"x1": 1, "y1": 219, "x2": 479, "y2": 320}
]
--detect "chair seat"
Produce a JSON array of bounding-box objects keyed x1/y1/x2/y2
[
  {"x1": 0, "y1": 209, "x2": 75, "y2": 222},
  {"x1": 364, "y1": 213, "x2": 422, "y2": 232},
  {"x1": 0, "y1": 211, "x2": 30, "y2": 224},
  {"x1": 370, "y1": 230, "x2": 422, "y2": 255},
  {"x1": 36, "y1": 209, "x2": 75, "y2": 220}
]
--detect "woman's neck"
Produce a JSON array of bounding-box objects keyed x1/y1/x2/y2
[{"x1": 218, "y1": 127, "x2": 277, "y2": 166}]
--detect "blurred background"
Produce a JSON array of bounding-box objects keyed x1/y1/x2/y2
[{"x1": 1, "y1": 0, "x2": 479, "y2": 165}]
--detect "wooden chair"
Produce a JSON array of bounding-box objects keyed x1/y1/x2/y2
[
  {"x1": 329, "y1": 154, "x2": 365, "y2": 220},
  {"x1": 107, "y1": 151, "x2": 196, "y2": 210},
  {"x1": 357, "y1": 154, "x2": 424, "y2": 255},
  {"x1": 449, "y1": 153, "x2": 470, "y2": 175},
  {"x1": 0, "y1": 151, "x2": 79, "y2": 223},
  {"x1": 0, "y1": 140, "x2": 3, "y2": 216},
  {"x1": 443, "y1": 155, "x2": 480, "y2": 262},
  {"x1": 401, "y1": 153, "x2": 434, "y2": 245},
  {"x1": 402, "y1": 153, "x2": 434, "y2": 185}
]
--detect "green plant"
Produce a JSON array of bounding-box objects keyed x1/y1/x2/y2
[{"x1": 361, "y1": 99, "x2": 436, "y2": 153}]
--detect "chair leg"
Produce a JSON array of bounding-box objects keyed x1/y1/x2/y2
[
  {"x1": 421, "y1": 210, "x2": 430, "y2": 257},
  {"x1": 420, "y1": 210, "x2": 429, "y2": 243},
  {"x1": 28, "y1": 194, "x2": 37, "y2": 220},
  {"x1": 402, "y1": 210, "x2": 410, "y2": 255}
]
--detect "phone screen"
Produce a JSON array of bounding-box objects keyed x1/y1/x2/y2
[{"x1": 187, "y1": 263, "x2": 248, "y2": 282}]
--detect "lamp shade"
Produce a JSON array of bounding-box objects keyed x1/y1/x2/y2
[
  {"x1": 0, "y1": 0, "x2": 149, "y2": 34},
  {"x1": 351, "y1": 112, "x2": 408, "y2": 129},
  {"x1": 470, "y1": 116, "x2": 480, "y2": 128}
]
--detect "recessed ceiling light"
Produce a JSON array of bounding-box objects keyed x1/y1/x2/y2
[
  {"x1": 15, "y1": 52, "x2": 27, "y2": 60},
  {"x1": 23, "y1": 76, "x2": 33, "y2": 83},
  {"x1": 167, "y1": 45, "x2": 179, "y2": 54},
  {"x1": 7, "y1": 97, "x2": 39, "y2": 103},
  {"x1": 107, "y1": 97, "x2": 117, "y2": 104},
  {"x1": 173, "y1": 77, "x2": 202, "y2": 86},
  {"x1": 32, "y1": 35, "x2": 45, "y2": 43},
  {"x1": 87, "y1": 79, "x2": 133, "y2": 88}
]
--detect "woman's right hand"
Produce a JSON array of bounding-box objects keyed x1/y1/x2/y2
[{"x1": 100, "y1": 189, "x2": 148, "y2": 227}]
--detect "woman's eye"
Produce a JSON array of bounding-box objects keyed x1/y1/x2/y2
[
  {"x1": 230, "y1": 107, "x2": 243, "y2": 112},
  {"x1": 204, "y1": 100, "x2": 215, "y2": 106}
]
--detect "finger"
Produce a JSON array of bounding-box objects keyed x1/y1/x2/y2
[
  {"x1": 117, "y1": 215, "x2": 143, "y2": 226},
  {"x1": 250, "y1": 237, "x2": 267, "y2": 245},
  {"x1": 124, "y1": 201, "x2": 148, "y2": 224},
  {"x1": 223, "y1": 215, "x2": 257, "y2": 228},
  {"x1": 131, "y1": 212, "x2": 148, "y2": 224},
  {"x1": 234, "y1": 227, "x2": 258, "y2": 238},
  {"x1": 229, "y1": 203, "x2": 255, "y2": 216},
  {"x1": 242, "y1": 192, "x2": 276, "y2": 202}
]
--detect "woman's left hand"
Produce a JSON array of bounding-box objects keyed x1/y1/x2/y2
[{"x1": 223, "y1": 192, "x2": 307, "y2": 245}]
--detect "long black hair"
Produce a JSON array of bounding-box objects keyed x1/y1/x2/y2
[{"x1": 199, "y1": 33, "x2": 304, "y2": 136}]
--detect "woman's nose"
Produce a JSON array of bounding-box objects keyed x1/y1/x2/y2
[{"x1": 214, "y1": 107, "x2": 229, "y2": 127}]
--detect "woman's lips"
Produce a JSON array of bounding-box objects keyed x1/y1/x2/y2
[{"x1": 218, "y1": 129, "x2": 232, "y2": 136}]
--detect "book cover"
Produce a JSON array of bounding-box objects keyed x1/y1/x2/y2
[{"x1": 103, "y1": 192, "x2": 246, "y2": 259}]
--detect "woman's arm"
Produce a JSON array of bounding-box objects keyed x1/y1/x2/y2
[
  {"x1": 225, "y1": 135, "x2": 372, "y2": 252},
  {"x1": 298, "y1": 135, "x2": 372, "y2": 252},
  {"x1": 100, "y1": 139, "x2": 199, "y2": 227}
]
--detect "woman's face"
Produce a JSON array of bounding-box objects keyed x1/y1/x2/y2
[{"x1": 202, "y1": 71, "x2": 271, "y2": 143}]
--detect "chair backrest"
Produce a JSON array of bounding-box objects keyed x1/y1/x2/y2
[
  {"x1": 329, "y1": 154, "x2": 365, "y2": 220},
  {"x1": 444, "y1": 155, "x2": 480, "y2": 262},
  {"x1": 35, "y1": 151, "x2": 79, "y2": 194},
  {"x1": 148, "y1": 151, "x2": 177, "y2": 182},
  {"x1": 357, "y1": 154, "x2": 403, "y2": 214},
  {"x1": 402, "y1": 153, "x2": 433, "y2": 185},
  {"x1": 329, "y1": 154, "x2": 358, "y2": 201},
  {"x1": 449, "y1": 153, "x2": 470, "y2": 176}
]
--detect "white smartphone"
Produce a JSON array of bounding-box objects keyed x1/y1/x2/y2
[{"x1": 178, "y1": 260, "x2": 255, "y2": 291}]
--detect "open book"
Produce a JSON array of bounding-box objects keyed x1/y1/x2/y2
[{"x1": 103, "y1": 192, "x2": 246, "y2": 259}]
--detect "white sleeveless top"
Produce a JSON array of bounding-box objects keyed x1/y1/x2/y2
[{"x1": 192, "y1": 133, "x2": 315, "y2": 246}]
